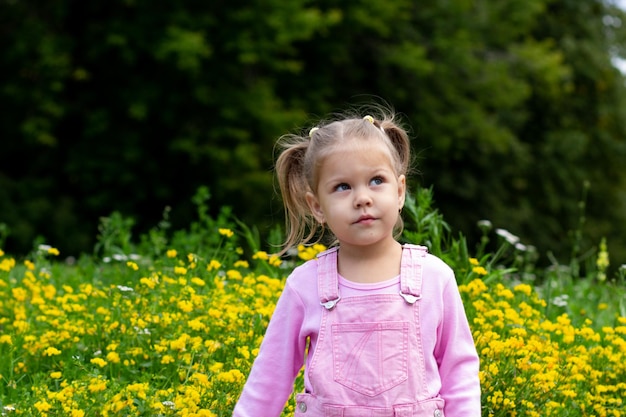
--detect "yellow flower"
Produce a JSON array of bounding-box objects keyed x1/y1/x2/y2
[
  {"x1": 190, "y1": 372, "x2": 210, "y2": 386},
  {"x1": 209, "y1": 362, "x2": 224, "y2": 373},
  {"x1": 513, "y1": 283, "x2": 533, "y2": 296},
  {"x1": 48, "y1": 247, "x2": 60, "y2": 256},
  {"x1": 216, "y1": 369, "x2": 245, "y2": 383},
  {"x1": 106, "y1": 351, "x2": 121, "y2": 364},
  {"x1": 140, "y1": 276, "x2": 157, "y2": 289},
  {"x1": 226, "y1": 269, "x2": 242, "y2": 280},
  {"x1": 43, "y1": 347, "x2": 62, "y2": 356},
  {"x1": 88, "y1": 377, "x2": 108, "y2": 393},
  {"x1": 234, "y1": 260, "x2": 249, "y2": 268},
  {"x1": 269, "y1": 255, "x2": 282, "y2": 267},
  {"x1": 469, "y1": 257, "x2": 479, "y2": 265},
  {"x1": 127, "y1": 382, "x2": 149, "y2": 400},
  {"x1": 126, "y1": 261, "x2": 139, "y2": 271},
  {"x1": 297, "y1": 244, "x2": 327, "y2": 261},
  {"x1": 253, "y1": 251, "x2": 269, "y2": 261},
  {"x1": 237, "y1": 346, "x2": 251, "y2": 360},
  {"x1": 177, "y1": 300, "x2": 194, "y2": 313},
  {"x1": 170, "y1": 334, "x2": 189, "y2": 351},
  {"x1": 90, "y1": 357, "x2": 108, "y2": 368},
  {"x1": 166, "y1": 249, "x2": 178, "y2": 258},
  {"x1": 188, "y1": 318, "x2": 206, "y2": 331},
  {"x1": 191, "y1": 277, "x2": 206, "y2": 286},
  {"x1": 207, "y1": 259, "x2": 222, "y2": 271},
  {"x1": 218, "y1": 228, "x2": 234, "y2": 238},
  {"x1": 50, "y1": 371, "x2": 62, "y2": 379},
  {"x1": 161, "y1": 355, "x2": 175, "y2": 364},
  {"x1": 562, "y1": 389, "x2": 577, "y2": 398},
  {"x1": 487, "y1": 362, "x2": 499, "y2": 375},
  {"x1": 12, "y1": 287, "x2": 28, "y2": 302},
  {"x1": 472, "y1": 266, "x2": 488, "y2": 276},
  {"x1": 34, "y1": 400, "x2": 52, "y2": 412},
  {"x1": 253, "y1": 251, "x2": 282, "y2": 267},
  {"x1": 0, "y1": 257, "x2": 15, "y2": 272}
]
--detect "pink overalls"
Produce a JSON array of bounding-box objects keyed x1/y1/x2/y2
[{"x1": 294, "y1": 245, "x2": 445, "y2": 417}]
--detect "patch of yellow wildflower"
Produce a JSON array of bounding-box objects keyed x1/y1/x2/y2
[
  {"x1": 0, "y1": 244, "x2": 624, "y2": 416},
  {"x1": 460, "y1": 279, "x2": 626, "y2": 417},
  {"x1": 297, "y1": 244, "x2": 327, "y2": 261},
  {"x1": 0, "y1": 244, "x2": 286, "y2": 416}
]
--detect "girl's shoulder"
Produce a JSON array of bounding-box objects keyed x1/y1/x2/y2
[
  {"x1": 423, "y1": 252, "x2": 454, "y2": 275},
  {"x1": 289, "y1": 257, "x2": 318, "y2": 274},
  {"x1": 285, "y1": 257, "x2": 319, "y2": 287},
  {"x1": 403, "y1": 244, "x2": 454, "y2": 274}
]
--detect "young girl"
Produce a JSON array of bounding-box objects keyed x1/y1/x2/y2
[{"x1": 233, "y1": 109, "x2": 481, "y2": 417}]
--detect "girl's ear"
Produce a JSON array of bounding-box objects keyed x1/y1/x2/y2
[
  {"x1": 305, "y1": 191, "x2": 324, "y2": 223},
  {"x1": 397, "y1": 175, "x2": 406, "y2": 209}
]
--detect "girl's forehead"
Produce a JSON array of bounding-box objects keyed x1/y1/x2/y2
[
  {"x1": 332, "y1": 136, "x2": 394, "y2": 159},
  {"x1": 320, "y1": 140, "x2": 396, "y2": 171}
]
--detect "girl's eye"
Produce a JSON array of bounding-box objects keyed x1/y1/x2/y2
[
  {"x1": 370, "y1": 176, "x2": 384, "y2": 186},
  {"x1": 335, "y1": 183, "x2": 350, "y2": 192}
]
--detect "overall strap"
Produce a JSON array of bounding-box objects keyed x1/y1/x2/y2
[
  {"x1": 316, "y1": 247, "x2": 341, "y2": 310},
  {"x1": 399, "y1": 244, "x2": 428, "y2": 304}
]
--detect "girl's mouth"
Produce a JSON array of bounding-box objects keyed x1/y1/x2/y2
[{"x1": 355, "y1": 215, "x2": 376, "y2": 224}]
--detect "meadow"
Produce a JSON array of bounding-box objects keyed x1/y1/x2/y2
[{"x1": 1, "y1": 187, "x2": 625, "y2": 416}]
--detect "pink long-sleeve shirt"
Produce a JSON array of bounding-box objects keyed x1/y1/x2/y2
[{"x1": 233, "y1": 251, "x2": 480, "y2": 416}]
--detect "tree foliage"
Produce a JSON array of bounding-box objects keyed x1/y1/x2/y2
[{"x1": 1, "y1": 0, "x2": 626, "y2": 269}]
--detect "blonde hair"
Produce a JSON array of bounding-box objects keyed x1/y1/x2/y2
[{"x1": 274, "y1": 107, "x2": 412, "y2": 254}]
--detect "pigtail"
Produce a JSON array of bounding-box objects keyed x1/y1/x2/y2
[
  {"x1": 274, "y1": 136, "x2": 319, "y2": 255},
  {"x1": 379, "y1": 118, "x2": 412, "y2": 176}
]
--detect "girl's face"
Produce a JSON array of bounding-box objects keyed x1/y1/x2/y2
[{"x1": 305, "y1": 140, "x2": 406, "y2": 251}]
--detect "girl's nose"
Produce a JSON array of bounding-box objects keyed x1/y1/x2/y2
[{"x1": 354, "y1": 189, "x2": 373, "y2": 208}]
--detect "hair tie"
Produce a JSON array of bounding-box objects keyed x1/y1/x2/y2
[
  {"x1": 309, "y1": 127, "x2": 319, "y2": 137},
  {"x1": 363, "y1": 114, "x2": 384, "y2": 132}
]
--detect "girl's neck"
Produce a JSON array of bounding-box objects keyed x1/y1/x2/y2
[{"x1": 336, "y1": 239, "x2": 403, "y2": 284}]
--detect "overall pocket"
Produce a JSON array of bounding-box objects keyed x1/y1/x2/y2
[{"x1": 331, "y1": 321, "x2": 409, "y2": 397}]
